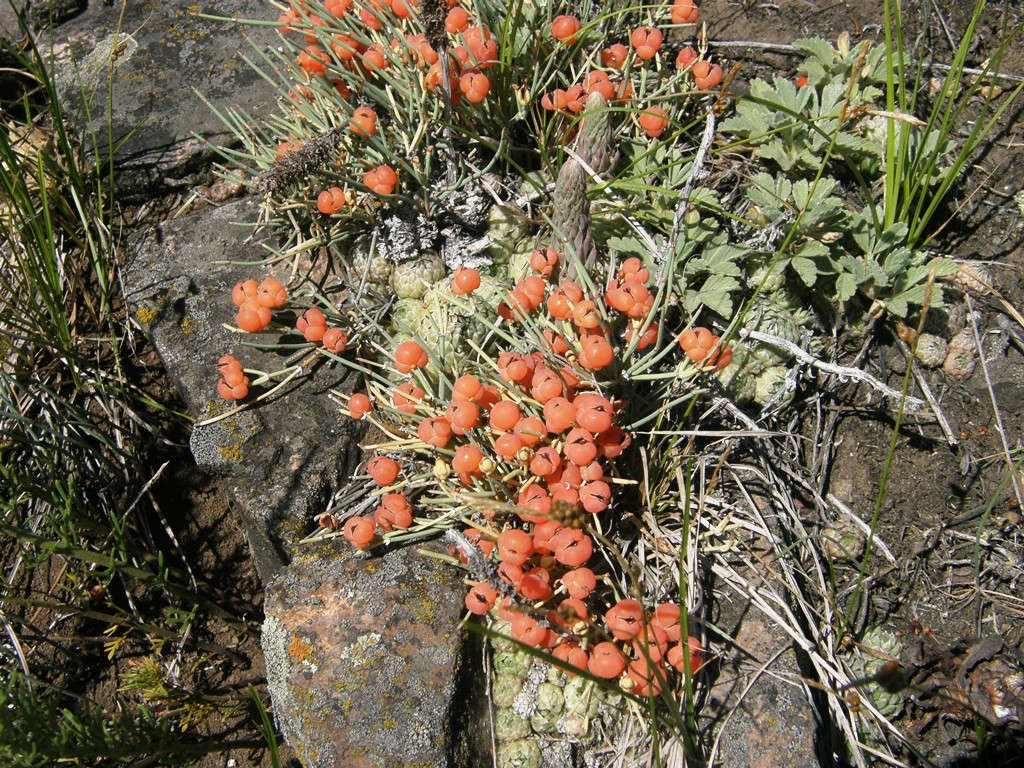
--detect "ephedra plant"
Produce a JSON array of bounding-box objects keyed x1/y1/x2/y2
[{"x1": 200, "y1": 0, "x2": 1021, "y2": 762}]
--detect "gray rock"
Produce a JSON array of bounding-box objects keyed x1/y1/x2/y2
[
  {"x1": 710, "y1": 609, "x2": 820, "y2": 768},
  {"x1": 124, "y1": 197, "x2": 362, "y2": 581},
  {"x1": 44, "y1": 0, "x2": 278, "y2": 200},
  {"x1": 263, "y1": 549, "x2": 491, "y2": 768}
]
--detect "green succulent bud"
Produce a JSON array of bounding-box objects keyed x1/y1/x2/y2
[
  {"x1": 943, "y1": 350, "x2": 976, "y2": 381},
  {"x1": 492, "y1": 673, "x2": 526, "y2": 709},
  {"x1": 562, "y1": 677, "x2": 601, "y2": 718},
  {"x1": 489, "y1": 621, "x2": 515, "y2": 653},
  {"x1": 752, "y1": 365, "x2": 789, "y2": 407},
  {"x1": 488, "y1": 204, "x2": 533, "y2": 267},
  {"x1": 530, "y1": 708, "x2": 560, "y2": 734},
  {"x1": 913, "y1": 333, "x2": 948, "y2": 368},
  {"x1": 390, "y1": 250, "x2": 446, "y2": 299},
  {"x1": 534, "y1": 682, "x2": 564, "y2": 715},
  {"x1": 822, "y1": 520, "x2": 866, "y2": 561},
  {"x1": 850, "y1": 627, "x2": 905, "y2": 719},
  {"x1": 496, "y1": 738, "x2": 542, "y2": 768},
  {"x1": 348, "y1": 242, "x2": 393, "y2": 285},
  {"x1": 558, "y1": 713, "x2": 591, "y2": 741},
  {"x1": 493, "y1": 709, "x2": 532, "y2": 743},
  {"x1": 493, "y1": 648, "x2": 534, "y2": 679},
  {"x1": 747, "y1": 257, "x2": 786, "y2": 293}
]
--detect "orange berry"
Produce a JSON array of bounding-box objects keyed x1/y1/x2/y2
[
  {"x1": 675, "y1": 45, "x2": 697, "y2": 71},
  {"x1": 446, "y1": 5, "x2": 470, "y2": 32},
  {"x1": 298, "y1": 44, "x2": 330, "y2": 75},
  {"x1": 452, "y1": 374, "x2": 483, "y2": 402},
  {"x1": 349, "y1": 106, "x2": 378, "y2": 137},
  {"x1": 363, "y1": 164, "x2": 398, "y2": 196},
  {"x1": 513, "y1": 416, "x2": 546, "y2": 447},
  {"x1": 326, "y1": 0, "x2": 351, "y2": 16},
  {"x1": 529, "y1": 446, "x2": 562, "y2": 478},
  {"x1": 459, "y1": 70, "x2": 491, "y2": 104},
  {"x1": 232, "y1": 279, "x2": 258, "y2": 307},
  {"x1": 518, "y1": 566, "x2": 554, "y2": 601},
  {"x1": 417, "y1": 416, "x2": 452, "y2": 448},
  {"x1": 573, "y1": 393, "x2": 613, "y2": 433},
  {"x1": 652, "y1": 603, "x2": 682, "y2": 642},
  {"x1": 322, "y1": 327, "x2": 348, "y2": 353},
  {"x1": 217, "y1": 378, "x2": 250, "y2": 401},
  {"x1": 601, "y1": 43, "x2": 629, "y2": 69},
  {"x1": 317, "y1": 186, "x2": 347, "y2": 214},
  {"x1": 494, "y1": 431, "x2": 524, "y2": 458},
  {"x1": 394, "y1": 339, "x2": 429, "y2": 373},
  {"x1": 375, "y1": 492, "x2": 413, "y2": 529},
  {"x1": 331, "y1": 33, "x2": 362, "y2": 61},
  {"x1": 463, "y1": 25, "x2": 498, "y2": 68},
  {"x1": 496, "y1": 528, "x2": 533, "y2": 566},
  {"x1": 343, "y1": 516, "x2": 376, "y2": 549},
  {"x1": 392, "y1": 382, "x2": 425, "y2": 414},
  {"x1": 670, "y1": 0, "x2": 700, "y2": 24},
  {"x1": 510, "y1": 612, "x2": 553, "y2": 648},
  {"x1": 529, "y1": 247, "x2": 559, "y2": 276},
  {"x1": 465, "y1": 582, "x2": 498, "y2": 615},
  {"x1": 588, "y1": 642, "x2": 626, "y2": 679},
  {"x1": 547, "y1": 281, "x2": 582, "y2": 319},
  {"x1": 605, "y1": 599, "x2": 644, "y2": 641},
  {"x1": 629, "y1": 26, "x2": 662, "y2": 61},
  {"x1": 581, "y1": 70, "x2": 615, "y2": 100},
  {"x1": 530, "y1": 366, "x2": 564, "y2": 403},
  {"x1": 550, "y1": 14, "x2": 581, "y2": 44},
  {"x1": 446, "y1": 400, "x2": 481, "y2": 432},
  {"x1": 541, "y1": 88, "x2": 569, "y2": 111},
  {"x1": 561, "y1": 566, "x2": 596, "y2": 599},
  {"x1": 390, "y1": 0, "x2": 416, "y2": 19},
  {"x1": 451, "y1": 266, "x2": 481, "y2": 295},
  {"x1": 517, "y1": 484, "x2": 552, "y2": 521},
  {"x1": 571, "y1": 299, "x2": 601, "y2": 329},
  {"x1": 795, "y1": 74, "x2": 809, "y2": 88},
  {"x1": 550, "y1": 527, "x2": 592, "y2": 567},
  {"x1": 692, "y1": 59, "x2": 723, "y2": 90},
  {"x1": 348, "y1": 393, "x2": 372, "y2": 419},
  {"x1": 367, "y1": 455, "x2": 400, "y2": 485},
  {"x1": 638, "y1": 106, "x2": 670, "y2": 139},
  {"x1": 257, "y1": 278, "x2": 288, "y2": 308},
  {"x1": 553, "y1": 641, "x2": 589, "y2": 674},
  {"x1": 579, "y1": 480, "x2": 611, "y2": 513},
  {"x1": 578, "y1": 335, "x2": 614, "y2": 370},
  {"x1": 667, "y1": 635, "x2": 703, "y2": 676},
  {"x1": 626, "y1": 656, "x2": 664, "y2": 697},
  {"x1": 543, "y1": 396, "x2": 576, "y2": 434},
  {"x1": 236, "y1": 300, "x2": 271, "y2": 333},
  {"x1": 489, "y1": 399, "x2": 522, "y2": 432},
  {"x1": 563, "y1": 427, "x2": 597, "y2": 466},
  {"x1": 452, "y1": 443, "x2": 484, "y2": 476},
  {"x1": 296, "y1": 307, "x2": 327, "y2": 342},
  {"x1": 498, "y1": 351, "x2": 533, "y2": 384}
]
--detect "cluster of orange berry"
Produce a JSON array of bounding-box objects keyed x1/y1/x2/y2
[
  {"x1": 232, "y1": 278, "x2": 288, "y2": 333},
  {"x1": 540, "y1": 0, "x2": 722, "y2": 136},
  {"x1": 216, "y1": 355, "x2": 251, "y2": 401},
  {"x1": 470, "y1": 522, "x2": 705, "y2": 693},
  {"x1": 215, "y1": 279, "x2": 352, "y2": 400}
]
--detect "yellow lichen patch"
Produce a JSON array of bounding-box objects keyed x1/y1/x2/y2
[
  {"x1": 288, "y1": 634, "x2": 315, "y2": 665},
  {"x1": 217, "y1": 441, "x2": 244, "y2": 461},
  {"x1": 135, "y1": 305, "x2": 159, "y2": 326},
  {"x1": 180, "y1": 316, "x2": 195, "y2": 335}
]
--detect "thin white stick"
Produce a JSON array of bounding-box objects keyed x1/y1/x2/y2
[{"x1": 739, "y1": 329, "x2": 927, "y2": 410}]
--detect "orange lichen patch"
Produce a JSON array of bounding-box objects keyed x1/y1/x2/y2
[{"x1": 289, "y1": 634, "x2": 316, "y2": 665}]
